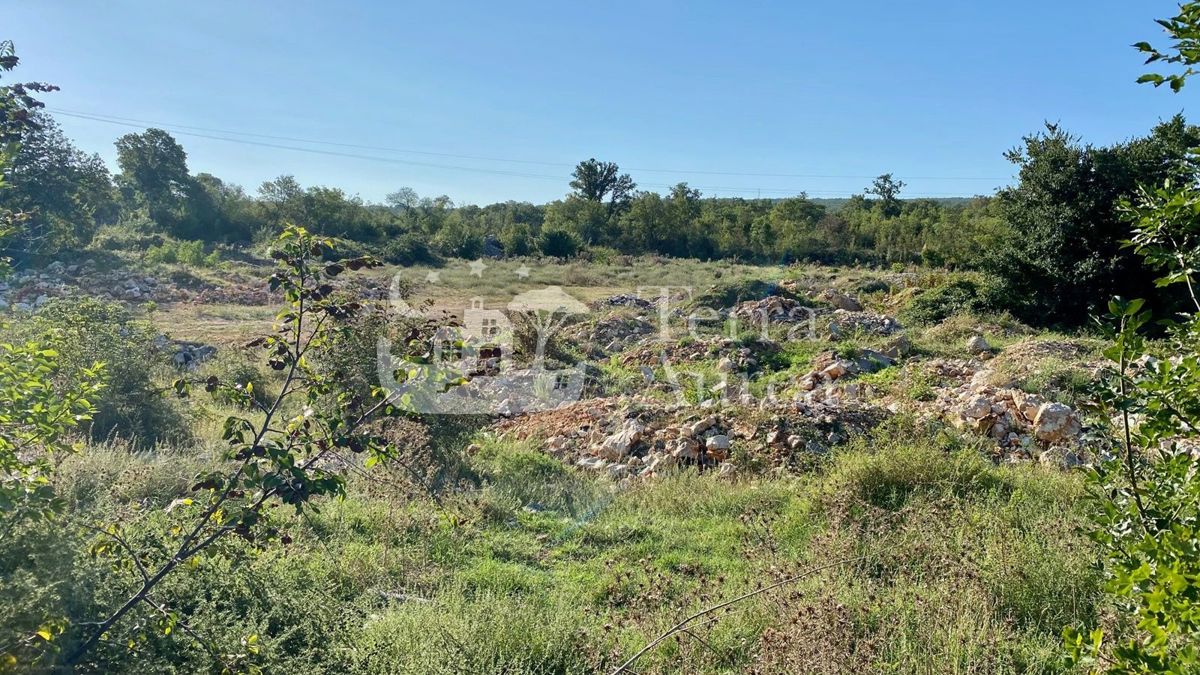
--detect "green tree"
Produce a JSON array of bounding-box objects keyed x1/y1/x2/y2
[
  {"x1": 569, "y1": 158, "x2": 636, "y2": 236},
  {"x1": 114, "y1": 128, "x2": 200, "y2": 237},
  {"x1": 866, "y1": 173, "x2": 905, "y2": 217},
  {"x1": 3, "y1": 117, "x2": 117, "y2": 252},
  {"x1": 1064, "y1": 5, "x2": 1200, "y2": 670},
  {"x1": 986, "y1": 118, "x2": 1200, "y2": 326},
  {"x1": 538, "y1": 227, "x2": 580, "y2": 258}
]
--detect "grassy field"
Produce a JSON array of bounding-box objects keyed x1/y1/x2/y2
[
  {"x1": 1, "y1": 254, "x2": 1110, "y2": 673},
  {"x1": 12, "y1": 418, "x2": 1095, "y2": 674}
]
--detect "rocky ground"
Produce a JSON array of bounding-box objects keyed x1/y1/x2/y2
[{"x1": 474, "y1": 279, "x2": 1101, "y2": 483}]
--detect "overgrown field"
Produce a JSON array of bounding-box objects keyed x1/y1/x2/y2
[{"x1": 0, "y1": 250, "x2": 1118, "y2": 674}]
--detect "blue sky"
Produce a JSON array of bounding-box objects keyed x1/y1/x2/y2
[{"x1": 7, "y1": 1, "x2": 1197, "y2": 205}]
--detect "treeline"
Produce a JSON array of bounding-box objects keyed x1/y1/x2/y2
[
  {"x1": 0, "y1": 116, "x2": 1003, "y2": 267},
  {"x1": 2, "y1": 111, "x2": 1199, "y2": 326}
]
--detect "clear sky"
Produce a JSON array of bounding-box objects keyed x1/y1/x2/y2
[{"x1": 6, "y1": 1, "x2": 1197, "y2": 205}]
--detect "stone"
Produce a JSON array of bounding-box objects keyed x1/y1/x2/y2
[
  {"x1": 716, "y1": 357, "x2": 736, "y2": 373},
  {"x1": 1033, "y1": 402, "x2": 1082, "y2": 443},
  {"x1": 687, "y1": 415, "x2": 716, "y2": 437},
  {"x1": 966, "y1": 335, "x2": 992, "y2": 354},
  {"x1": 668, "y1": 436, "x2": 701, "y2": 460},
  {"x1": 961, "y1": 395, "x2": 992, "y2": 420},
  {"x1": 706, "y1": 434, "x2": 731, "y2": 451},
  {"x1": 595, "y1": 418, "x2": 646, "y2": 460},
  {"x1": 821, "y1": 361, "x2": 849, "y2": 380},
  {"x1": 824, "y1": 291, "x2": 863, "y2": 312},
  {"x1": 576, "y1": 457, "x2": 607, "y2": 470},
  {"x1": 606, "y1": 463, "x2": 629, "y2": 479},
  {"x1": 718, "y1": 462, "x2": 737, "y2": 478},
  {"x1": 883, "y1": 334, "x2": 912, "y2": 358}
]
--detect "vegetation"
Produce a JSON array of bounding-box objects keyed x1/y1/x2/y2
[{"x1": 2, "y1": 2, "x2": 1200, "y2": 673}]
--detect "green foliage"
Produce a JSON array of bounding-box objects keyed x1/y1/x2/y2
[
  {"x1": 985, "y1": 117, "x2": 1200, "y2": 326},
  {"x1": 55, "y1": 225, "x2": 390, "y2": 668},
  {"x1": 1134, "y1": 1, "x2": 1200, "y2": 91},
  {"x1": 900, "y1": 276, "x2": 993, "y2": 325},
  {"x1": 143, "y1": 238, "x2": 219, "y2": 267},
  {"x1": 379, "y1": 232, "x2": 440, "y2": 265},
  {"x1": 0, "y1": 40, "x2": 57, "y2": 147},
  {"x1": 1, "y1": 117, "x2": 116, "y2": 255},
  {"x1": 9, "y1": 298, "x2": 188, "y2": 446},
  {"x1": 0, "y1": 340, "x2": 102, "y2": 532},
  {"x1": 538, "y1": 227, "x2": 580, "y2": 258},
  {"x1": 1064, "y1": 299, "x2": 1200, "y2": 672}
]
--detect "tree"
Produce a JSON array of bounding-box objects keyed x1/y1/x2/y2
[
  {"x1": 257, "y1": 174, "x2": 306, "y2": 228},
  {"x1": 385, "y1": 186, "x2": 419, "y2": 210},
  {"x1": 1062, "y1": 6, "x2": 1200, "y2": 670},
  {"x1": 865, "y1": 173, "x2": 905, "y2": 218},
  {"x1": 63, "y1": 226, "x2": 390, "y2": 668},
  {"x1": 570, "y1": 158, "x2": 636, "y2": 220},
  {"x1": 0, "y1": 40, "x2": 57, "y2": 147},
  {"x1": 115, "y1": 128, "x2": 198, "y2": 237},
  {"x1": 543, "y1": 197, "x2": 610, "y2": 247},
  {"x1": 986, "y1": 118, "x2": 1200, "y2": 326},
  {"x1": 538, "y1": 227, "x2": 580, "y2": 258},
  {"x1": 3, "y1": 117, "x2": 117, "y2": 252}
]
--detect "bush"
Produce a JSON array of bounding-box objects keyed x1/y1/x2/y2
[
  {"x1": 144, "y1": 239, "x2": 219, "y2": 267},
  {"x1": 379, "y1": 233, "x2": 441, "y2": 266},
  {"x1": 6, "y1": 298, "x2": 189, "y2": 445},
  {"x1": 899, "y1": 277, "x2": 993, "y2": 325},
  {"x1": 687, "y1": 278, "x2": 803, "y2": 311},
  {"x1": 90, "y1": 220, "x2": 165, "y2": 252},
  {"x1": 538, "y1": 229, "x2": 580, "y2": 259},
  {"x1": 198, "y1": 352, "x2": 272, "y2": 410}
]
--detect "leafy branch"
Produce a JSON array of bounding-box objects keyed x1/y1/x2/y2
[{"x1": 64, "y1": 225, "x2": 395, "y2": 667}]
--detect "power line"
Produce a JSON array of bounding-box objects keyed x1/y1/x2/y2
[
  {"x1": 48, "y1": 107, "x2": 998, "y2": 198},
  {"x1": 49, "y1": 107, "x2": 1011, "y2": 183}
]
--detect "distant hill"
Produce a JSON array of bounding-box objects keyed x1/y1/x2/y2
[{"x1": 809, "y1": 197, "x2": 977, "y2": 212}]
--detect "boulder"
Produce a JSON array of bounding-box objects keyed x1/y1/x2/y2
[
  {"x1": 966, "y1": 335, "x2": 992, "y2": 354},
  {"x1": 961, "y1": 395, "x2": 993, "y2": 420},
  {"x1": 821, "y1": 361, "x2": 850, "y2": 380},
  {"x1": 883, "y1": 334, "x2": 913, "y2": 358},
  {"x1": 595, "y1": 419, "x2": 646, "y2": 460},
  {"x1": 823, "y1": 291, "x2": 863, "y2": 311},
  {"x1": 1033, "y1": 402, "x2": 1082, "y2": 443},
  {"x1": 706, "y1": 434, "x2": 731, "y2": 451}
]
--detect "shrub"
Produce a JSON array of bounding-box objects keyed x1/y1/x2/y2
[
  {"x1": 687, "y1": 278, "x2": 803, "y2": 310},
  {"x1": 379, "y1": 233, "x2": 440, "y2": 266},
  {"x1": 538, "y1": 228, "x2": 580, "y2": 259},
  {"x1": 144, "y1": 239, "x2": 219, "y2": 268},
  {"x1": 899, "y1": 277, "x2": 992, "y2": 325},
  {"x1": 198, "y1": 352, "x2": 271, "y2": 410},
  {"x1": 8, "y1": 298, "x2": 189, "y2": 445}
]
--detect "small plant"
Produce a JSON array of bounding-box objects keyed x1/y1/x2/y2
[
  {"x1": 1062, "y1": 14, "x2": 1200, "y2": 671},
  {"x1": 61, "y1": 225, "x2": 391, "y2": 669}
]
